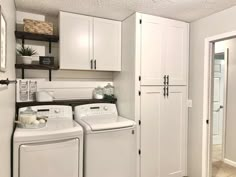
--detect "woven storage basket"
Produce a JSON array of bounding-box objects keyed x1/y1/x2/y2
[{"x1": 23, "y1": 19, "x2": 53, "y2": 35}]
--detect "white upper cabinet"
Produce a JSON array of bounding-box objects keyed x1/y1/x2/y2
[
  {"x1": 140, "y1": 14, "x2": 189, "y2": 86},
  {"x1": 141, "y1": 16, "x2": 165, "y2": 85},
  {"x1": 165, "y1": 23, "x2": 189, "y2": 86},
  {"x1": 59, "y1": 12, "x2": 121, "y2": 71},
  {"x1": 93, "y1": 18, "x2": 121, "y2": 71},
  {"x1": 60, "y1": 12, "x2": 92, "y2": 70}
]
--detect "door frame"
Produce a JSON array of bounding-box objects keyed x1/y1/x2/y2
[
  {"x1": 213, "y1": 58, "x2": 226, "y2": 157},
  {"x1": 202, "y1": 31, "x2": 235, "y2": 177}
]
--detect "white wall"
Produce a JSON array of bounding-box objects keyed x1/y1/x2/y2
[
  {"x1": 189, "y1": 5, "x2": 236, "y2": 177},
  {"x1": 0, "y1": 0, "x2": 15, "y2": 177},
  {"x1": 16, "y1": 11, "x2": 113, "y2": 81}
]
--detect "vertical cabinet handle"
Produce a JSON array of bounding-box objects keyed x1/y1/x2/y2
[
  {"x1": 163, "y1": 75, "x2": 166, "y2": 85},
  {"x1": 90, "y1": 60, "x2": 93, "y2": 69},
  {"x1": 166, "y1": 86, "x2": 169, "y2": 97},
  {"x1": 94, "y1": 60, "x2": 97, "y2": 70},
  {"x1": 163, "y1": 86, "x2": 166, "y2": 97},
  {"x1": 166, "y1": 75, "x2": 169, "y2": 86}
]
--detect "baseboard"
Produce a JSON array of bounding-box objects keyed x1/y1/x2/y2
[{"x1": 224, "y1": 158, "x2": 236, "y2": 168}]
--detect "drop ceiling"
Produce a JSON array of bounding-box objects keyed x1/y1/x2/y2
[{"x1": 15, "y1": 0, "x2": 236, "y2": 22}]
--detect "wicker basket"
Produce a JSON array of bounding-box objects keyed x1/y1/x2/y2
[{"x1": 23, "y1": 19, "x2": 53, "y2": 35}]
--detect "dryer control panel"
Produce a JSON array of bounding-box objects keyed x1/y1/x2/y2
[
  {"x1": 19, "y1": 105, "x2": 73, "y2": 119},
  {"x1": 75, "y1": 103, "x2": 118, "y2": 119}
]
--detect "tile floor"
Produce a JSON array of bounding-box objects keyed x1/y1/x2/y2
[{"x1": 212, "y1": 145, "x2": 236, "y2": 177}]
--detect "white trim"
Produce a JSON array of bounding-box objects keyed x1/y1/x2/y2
[
  {"x1": 222, "y1": 48, "x2": 229, "y2": 161},
  {"x1": 224, "y1": 159, "x2": 236, "y2": 168},
  {"x1": 202, "y1": 30, "x2": 236, "y2": 177}
]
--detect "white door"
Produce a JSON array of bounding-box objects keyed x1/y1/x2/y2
[
  {"x1": 161, "y1": 86, "x2": 187, "y2": 177},
  {"x1": 140, "y1": 86, "x2": 163, "y2": 177},
  {"x1": 60, "y1": 12, "x2": 93, "y2": 70},
  {"x1": 165, "y1": 23, "x2": 189, "y2": 86},
  {"x1": 140, "y1": 16, "x2": 165, "y2": 85},
  {"x1": 213, "y1": 59, "x2": 225, "y2": 145},
  {"x1": 140, "y1": 86, "x2": 187, "y2": 177},
  {"x1": 20, "y1": 139, "x2": 79, "y2": 177},
  {"x1": 93, "y1": 18, "x2": 121, "y2": 71}
]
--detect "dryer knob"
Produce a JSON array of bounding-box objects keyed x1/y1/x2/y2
[{"x1": 103, "y1": 106, "x2": 108, "y2": 111}]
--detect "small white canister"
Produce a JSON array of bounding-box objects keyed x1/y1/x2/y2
[{"x1": 36, "y1": 91, "x2": 54, "y2": 102}]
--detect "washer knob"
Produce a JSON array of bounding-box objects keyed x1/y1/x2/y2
[
  {"x1": 55, "y1": 109, "x2": 60, "y2": 113},
  {"x1": 103, "y1": 106, "x2": 108, "y2": 111}
]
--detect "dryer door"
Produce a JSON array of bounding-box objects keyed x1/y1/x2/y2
[{"x1": 19, "y1": 138, "x2": 79, "y2": 177}]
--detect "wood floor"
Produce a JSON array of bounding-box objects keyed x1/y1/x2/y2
[{"x1": 212, "y1": 145, "x2": 236, "y2": 177}]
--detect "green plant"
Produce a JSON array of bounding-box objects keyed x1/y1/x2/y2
[{"x1": 16, "y1": 46, "x2": 37, "y2": 56}]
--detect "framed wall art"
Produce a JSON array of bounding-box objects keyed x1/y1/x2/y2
[{"x1": 0, "y1": 6, "x2": 6, "y2": 72}]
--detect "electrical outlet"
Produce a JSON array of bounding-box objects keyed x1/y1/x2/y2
[{"x1": 187, "y1": 100, "x2": 192, "y2": 108}]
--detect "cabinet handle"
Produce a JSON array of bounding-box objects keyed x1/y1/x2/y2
[
  {"x1": 166, "y1": 86, "x2": 169, "y2": 97},
  {"x1": 90, "y1": 60, "x2": 93, "y2": 69},
  {"x1": 167, "y1": 75, "x2": 169, "y2": 86},
  {"x1": 94, "y1": 60, "x2": 97, "y2": 69},
  {"x1": 163, "y1": 86, "x2": 166, "y2": 97},
  {"x1": 163, "y1": 75, "x2": 166, "y2": 85}
]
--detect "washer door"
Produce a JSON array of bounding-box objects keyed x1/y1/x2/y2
[
  {"x1": 85, "y1": 128, "x2": 136, "y2": 177},
  {"x1": 19, "y1": 138, "x2": 79, "y2": 177}
]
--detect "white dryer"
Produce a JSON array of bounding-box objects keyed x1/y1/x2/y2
[
  {"x1": 13, "y1": 105, "x2": 83, "y2": 177},
  {"x1": 74, "y1": 103, "x2": 136, "y2": 177}
]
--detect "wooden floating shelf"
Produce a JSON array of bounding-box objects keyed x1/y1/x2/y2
[
  {"x1": 16, "y1": 98, "x2": 117, "y2": 110},
  {"x1": 15, "y1": 31, "x2": 59, "y2": 53},
  {"x1": 15, "y1": 64, "x2": 59, "y2": 70},
  {"x1": 15, "y1": 64, "x2": 59, "y2": 81},
  {"x1": 15, "y1": 31, "x2": 59, "y2": 42}
]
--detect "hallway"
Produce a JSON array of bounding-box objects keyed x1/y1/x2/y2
[{"x1": 212, "y1": 145, "x2": 236, "y2": 177}]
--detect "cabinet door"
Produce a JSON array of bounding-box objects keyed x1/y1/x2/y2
[
  {"x1": 160, "y1": 86, "x2": 187, "y2": 177},
  {"x1": 93, "y1": 18, "x2": 121, "y2": 71},
  {"x1": 60, "y1": 12, "x2": 93, "y2": 70},
  {"x1": 140, "y1": 16, "x2": 165, "y2": 85},
  {"x1": 165, "y1": 23, "x2": 189, "y2": 85},
  {"x1": 140, "y1": 86, "x2": 164, "y2": 177},
  {"x1": 140, "y1": 86, "x2": 187, "y2": 177}
]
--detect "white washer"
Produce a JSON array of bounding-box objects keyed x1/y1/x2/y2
[
  {"x1": 13, "y1": 105, "x2": 83, "y2": 177},
  {"x1": 74, "y1": 103, "x2": 136, "y2": 177}
]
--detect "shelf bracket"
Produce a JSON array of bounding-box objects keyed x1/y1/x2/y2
[
  {"x1": 22, "y1": 38, "x2": 25, "y2": 48},
  {"x1": 49, "y1": 40, "x2": 52, "y2": 54},
  {"x1": 21, "y1": 68, "x2": 25, "y2": 79},
  {"x1": 49, "y1": 69, "x2": 52, "y2": 81}
]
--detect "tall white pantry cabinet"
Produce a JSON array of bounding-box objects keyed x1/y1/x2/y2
[{"x1": 113, "y1": 13, "x2": 189, "y2": 177}]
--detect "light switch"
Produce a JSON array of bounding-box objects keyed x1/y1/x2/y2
[{"x1": 187, "y1": 100, "x2": 192, "y2": 108}]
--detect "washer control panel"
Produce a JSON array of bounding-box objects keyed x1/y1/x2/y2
[
  {"x1": 75, "y1": 103, "x2": 118, "y2": 119},
  {"x1": 19, "y1": 105, "x2": 73, "y2": 119}
]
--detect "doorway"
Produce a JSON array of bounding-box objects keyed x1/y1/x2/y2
[{"x1": 202, "y1": 33, "x2": 236, "y2": 177}]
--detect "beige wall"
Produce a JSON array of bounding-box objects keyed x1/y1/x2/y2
[
  {"x1": 189, "y1": 5, "x2": 236, "y2": 177},
  {"x1": 0, "y1": 0, "x2": 16, "y2": 177}
]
